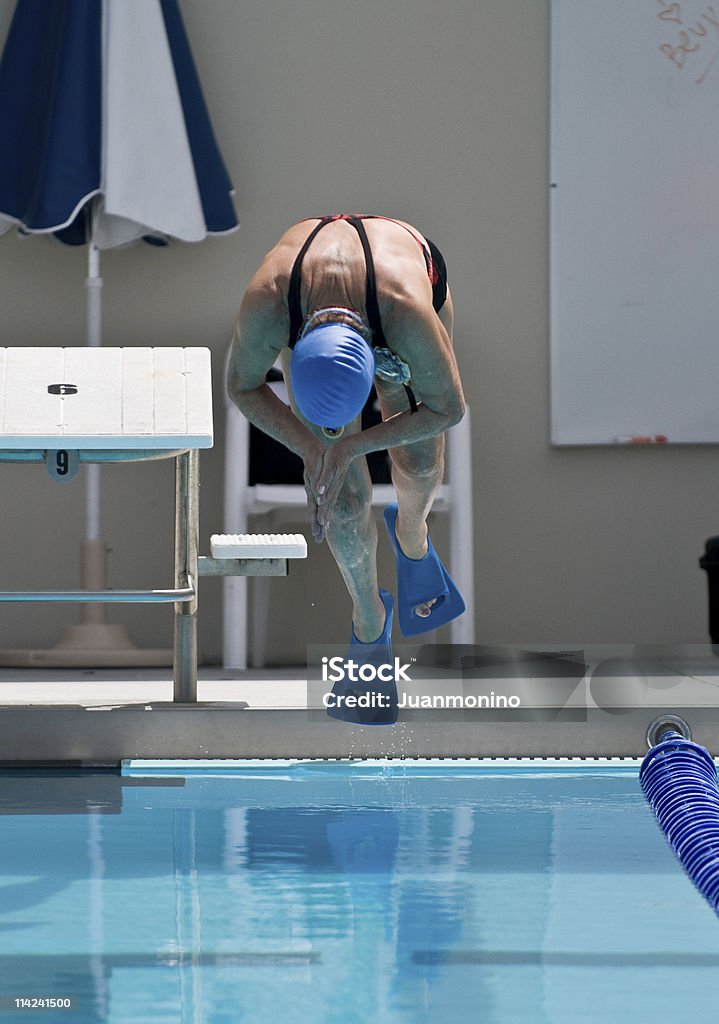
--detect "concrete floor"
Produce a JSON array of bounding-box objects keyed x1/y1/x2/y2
[
  {"x1": 0, "y1": 666, "x2": 307, "y2": 708},
  {"x1": 1, "y1": 646, "x2": 719, "y2": 763}
]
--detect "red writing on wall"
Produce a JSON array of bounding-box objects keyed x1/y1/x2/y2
[{"x1": 657, "y1": 1, "x2": 719, "y2": 83}]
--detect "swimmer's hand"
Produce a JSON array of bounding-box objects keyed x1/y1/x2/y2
[
  {"x1": 303, "y1": 438, "x2": 356, "y2": 542},
  {"x1": 302, "y1": 441, "x2": 327, "y2": 543},
  {"x1": 315, "y1": 442, "x2": 355, "y2": 534}
]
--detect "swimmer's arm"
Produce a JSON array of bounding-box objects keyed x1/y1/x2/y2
[
  {"x1": 314, "y1": 304, "x2": 463, "y2": 527},
  {"x1": 227, "y1": 288, "x2": 319, "y2": 462},
  {"x1": 344, "y1": 302, "x2": 465, "y2": 458}
]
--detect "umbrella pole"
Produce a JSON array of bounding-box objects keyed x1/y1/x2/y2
[{"x1": 82, "y1": 242, "x2": 107, "y2": 627}]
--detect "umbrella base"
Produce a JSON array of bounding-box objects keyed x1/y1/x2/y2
[{"x1": 0, "y1": 624, "x2": 172, "y2": 668}]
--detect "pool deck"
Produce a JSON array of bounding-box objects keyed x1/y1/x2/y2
[{"x1": 2, "y1": 647, "x2": 719, "y2": 764}]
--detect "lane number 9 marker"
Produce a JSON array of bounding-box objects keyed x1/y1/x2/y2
[{"x1": 47, "y1": 449, "x2": 79, "y2": 482}]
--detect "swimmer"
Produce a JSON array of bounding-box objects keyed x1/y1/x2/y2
[{"x1": 227, "y1": 214, "x2": 466, "y2": 647}]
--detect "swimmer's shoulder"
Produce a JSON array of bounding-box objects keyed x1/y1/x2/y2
[{"x1": 248, "y1": 220, "x2": 322, "y2": 305}]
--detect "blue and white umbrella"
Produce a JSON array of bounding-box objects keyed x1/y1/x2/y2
[
  {"x1": 0, "y1": 0, "x2": 238, "y2": 661},
  {"x1": 0, "y1": 0, "x2": 238, "y2": 249}
]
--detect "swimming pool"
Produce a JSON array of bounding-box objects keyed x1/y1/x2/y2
[{"x1": 1, "y1": 760, "x2": 718, "y2": 1023}]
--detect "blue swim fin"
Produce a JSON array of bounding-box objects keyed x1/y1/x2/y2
[
  {"x1": 383, "y1": 503, "x2": 465, "y2": 637},
  {"x1": 326, "y1": 589, "x2": 398, "y2": 725}
]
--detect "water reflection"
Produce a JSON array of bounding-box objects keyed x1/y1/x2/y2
[{"x1": 0, "y1": 768, "x2": 714, "y2": 1023}]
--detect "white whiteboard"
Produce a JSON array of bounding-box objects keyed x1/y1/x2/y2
[{"x1": 550, "y1": 0, "x2": 719, "y2": 445}]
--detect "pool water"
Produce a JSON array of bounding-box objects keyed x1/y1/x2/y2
[{"x1": 1, "y1": 760, "x2": 719, "y2": 1023}]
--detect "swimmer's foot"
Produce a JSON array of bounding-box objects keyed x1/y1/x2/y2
[
  {"x1": 414, "y1": 598, "x2": 439, "y2": 618},
  {"x1": 349, "y1": 589, "x2": 394, "y2": 663},
  {"x1": 383, "y1": 503, "x2": 465, "y2": 637},
  {"x1": 325, "y1": 590, "x2": 397, "y2": 726},
  {"x1": 351, "y1": 590, "x2": 390, "y2": 645},
  {"x1": 392, "y1": 527, "x2": 439, "y2": 616}
]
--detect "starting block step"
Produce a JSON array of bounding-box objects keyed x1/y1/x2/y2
[{"x1": 210, "y1": 533, "x2": 308, "y2": 559}]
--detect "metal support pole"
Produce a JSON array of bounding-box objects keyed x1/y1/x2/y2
[
  {"x1": 83, "y1": 242, "x2": 106, "y2": 623},
  {"x1": 174, "y1": 450, "x2": 199, "y2": 702}
]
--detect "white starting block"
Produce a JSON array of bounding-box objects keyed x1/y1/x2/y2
[
  {"x1": 210, "y1": 534, "x2": 307, "y2": 559},
  {"x1": 0, "y1": 348, "x2": 305, "y2": 702},
  {"x1": 0, "y1": 347, "x2": 214, "y2": 453},
  {"x1": 198, "y1": 536, "x2": 309, "y2": 577},
  {"x1": 198, "y1": 534, "x2": 307, "y2": 578}
]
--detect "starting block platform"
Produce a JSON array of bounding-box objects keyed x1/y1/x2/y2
[
  {"x1": 0, "y1": 348, "x2": 306, "y2": 701},
  {"x1": 0, "y1": 347, "x2": 213, "y2": 453},
  {"x1": 210, "y1": 534, "x2": 307, "y2": 560},
  {"x1": 199, "y1": 534, "x2": 308, "y2": 578}
]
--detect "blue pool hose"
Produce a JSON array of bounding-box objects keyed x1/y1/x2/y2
[{"x1": 640, "y1": 729, "x2": 719, "y2": 913}]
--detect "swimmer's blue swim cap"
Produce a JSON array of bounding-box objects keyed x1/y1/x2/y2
[{"x1": 290, "y1": 322, "x2": 374, "y2": 429}]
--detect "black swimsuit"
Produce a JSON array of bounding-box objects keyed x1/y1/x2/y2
[{"x1": 286, "y1": 214, "x2": 449, "y2": 414}]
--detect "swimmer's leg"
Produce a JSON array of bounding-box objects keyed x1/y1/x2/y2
[
  {"x1": 378, "y1": 285, "x2": 455, "y2": 572},
  {"x1": 376, "y1": 374, "x2": 464, "y2": 636},
  {"x1": 280, "y1": 351, "x2": 387, "y2": 643},
  {"x1": 325, "y1": 459, "x2": 387, "y2": 642},
  {"x1": 376, "y1": 381, "x2": 446, "y2": 618}
]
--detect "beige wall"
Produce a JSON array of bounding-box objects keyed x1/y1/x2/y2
[{"x1": 0, "y1": 0, "x2": 717, "y2": 664}]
